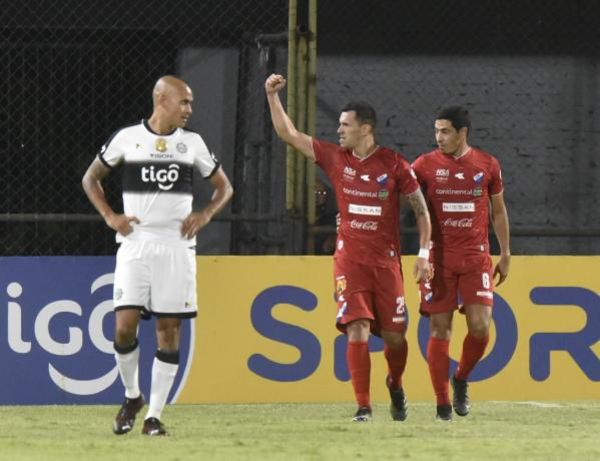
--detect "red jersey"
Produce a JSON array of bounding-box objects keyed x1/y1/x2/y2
[
  {"x1": 313, "y1": 139, "x2": 419, "y2": 268},
  {"x1": 412, "y1": 147, "x2": 503, "y2": 255}
]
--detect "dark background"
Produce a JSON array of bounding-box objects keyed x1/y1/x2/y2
[{"x1": 1, "y1": 0, "x2": 598, "y2": 255}]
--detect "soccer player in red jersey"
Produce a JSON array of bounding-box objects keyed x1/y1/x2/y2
[
  {"x1": 412, "y1": 106, "x2": 511, "y2": 420},
  {"x1": 265, "y1": 74, "x2": 432, "y2": 422}
]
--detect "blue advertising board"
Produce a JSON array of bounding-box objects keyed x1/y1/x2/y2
[{"x1": 0, "y1": 257, "x2": 194, "y2": 404}]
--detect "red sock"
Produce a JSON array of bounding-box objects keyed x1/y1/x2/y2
[
  {"x1": 347, "y1": 341, "x2": 371, "y2": 408},
  {"x1": 384, "y1": 341, "x2": 408, "y2": 390},
  {"x1": 455, "y1": 333, "x2": 489, "y2": 381},
  {"x1": 427, "y1": 337, "x2": 450, "y2": 406}
]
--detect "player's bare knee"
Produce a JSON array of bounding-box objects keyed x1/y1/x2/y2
[
  {"x1": 115, "y1": 325, "x2": 138, "y2": 346},
  {"x1": 346, "y1": 319, "x2": 370, "y2": 342},
  {"x1": 430, "y1": 317, "x2": 452, "y2": 340},
  {"x1": 157, "y1": 329, "x2": 180, "y2": 350},
  {"x1": 468, "y1": 323, "x2": 490, "y2": 338},
  {"x1": 114, "y1": 330, "x2": 138, "y2": 350},
  {"x1": 156, "y1": 318, "x2": 181, "y2": 350},
  {"x1": 465, "y1": 309, "x2": 491, "y2": 337},
  {"x1": 382, "y1": 332, "x2": 406, "y2": 349},
  {"x1": 158, "y1": 336, "x2": 179, "y2": 351},
  {"x1": 114, "y1": 309, "x2": 141, "y2": 342},
  {"x1": 430, "y1": 328, "x2": 452, "y2": 340}
]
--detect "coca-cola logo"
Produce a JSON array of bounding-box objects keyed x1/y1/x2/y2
[
  {"x1": 443, "y1": 218, "x2": 473, "y2": 228},
  {"x1": 350, "y1": 220, "x2": 378, "y2": 231}
]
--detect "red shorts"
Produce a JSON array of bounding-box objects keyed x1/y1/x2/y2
[
  {"x1": 334, "y1": 257, "x2": 407, "y2": 336},
  {"x1": 419, "y1": 252, "x2": 494, "y2": 316}
]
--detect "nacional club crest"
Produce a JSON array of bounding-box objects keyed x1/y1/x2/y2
[
  {"x1": 155, "y1": 138, "x2": 168, "y2": 152},
  {"x1": 336, "y1": 276, "x2": 347, "y2": 297},
  {"x1": 376, "y1": 173, "x2": 388, "y2": 186}
]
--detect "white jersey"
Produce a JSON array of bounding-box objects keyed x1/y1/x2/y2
[{"x1": 99, "y1": 119, "x2": 219, "y2": 246}]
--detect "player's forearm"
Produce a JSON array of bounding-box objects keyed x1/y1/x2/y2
[
  {"x1": 415, "y1": 212, "x2": 432, "y2": 251},
  {"x1": 203, "y1": 182, "x2": 234, "y2": 220},
  {"x1": 82, "y1": 175, "x2": 116, "y2": 222},
  {"x1": 267, "y1": 93, "x2": 299, "y2": 145},
  {"x1": 407, "y1": 190, "x2": 431, "y2": 250}
]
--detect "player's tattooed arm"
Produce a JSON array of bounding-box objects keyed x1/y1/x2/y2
[
  {"x1": 85, "y1": 157, "x2": 111, "y2": 181},
  {"x1": 407, "y1": 189, "x2": 433, "y2": 282},
  {"x1": 82, "y1": 158, "x2": 139, "y2": 236},
  {"x1": 407, "y1": 189, "x2": 429, "y2": 217},
  {"x1": 408, "y1": 189, "x2": 431, "y2": 248}
]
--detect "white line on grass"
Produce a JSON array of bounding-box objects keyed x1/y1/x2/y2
[{"x1": 489, "y1": 401, "x2": 563, "y2": 408}]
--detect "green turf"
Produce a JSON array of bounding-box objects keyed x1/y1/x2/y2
[{"x1": 1, "y1": 402, "x2": 598, "y2": 460}]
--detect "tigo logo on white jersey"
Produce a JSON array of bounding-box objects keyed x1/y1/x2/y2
[
  {"x1": 141, "y1": 164, "x2": 180, "y2": 191},
  {"x1": 348, "y1": 204, "x2": 382, "y2": 216},
  {"x1": 443, "y1": 202, "x2": 475, "y2": 212}
]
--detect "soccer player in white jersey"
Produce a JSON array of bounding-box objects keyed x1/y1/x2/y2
[{"x1": 82, "y1": 75, "x2": 233, "y2": 436}]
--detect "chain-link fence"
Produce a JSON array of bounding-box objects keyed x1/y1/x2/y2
[
  {"x1": 2, "y1": 0, "x2": 599, "y2": 256},
  {"x1": 0, "y1": 0, "x2": 289, "y2": 255},
  {"x1": 315, "y1": 0, "x2": 600, "y2": 255}
]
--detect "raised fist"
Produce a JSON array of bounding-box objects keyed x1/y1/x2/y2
[{"x1": 265, "y1": 74, "x2": 287, "y2": 94}]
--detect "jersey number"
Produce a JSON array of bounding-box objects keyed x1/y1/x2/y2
[{"x1": 482, "y1": 273, "x2": 491, "y2": 289}]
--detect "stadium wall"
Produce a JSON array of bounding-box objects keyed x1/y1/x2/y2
[
  {"x1": 0, "y1": 256, "x2": 598, "y2": 404},
  {"x1": 316, "y1": 55, "x2": 600, "y2": 255}
]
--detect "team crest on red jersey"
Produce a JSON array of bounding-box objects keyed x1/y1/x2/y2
[
  {"x1": 376, "y1": 173, "x2": 388, "y2": 185},
  {"x1": 336, "y1": 276, "x2": 347, "y2": 296}
]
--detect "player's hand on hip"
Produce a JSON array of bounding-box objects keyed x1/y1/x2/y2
[
  {"x1": 181, "y1": 211, "x2": 211, "y2": 239},
  {"x1": 265, "y1": 74, "x2": 287, "y2": 94},
  {"x1": 106, "y1": 213, "x2": 139, "y2": 236},
  {"x1": 493, "y1": 254, "x2": 511, "y2": 286},
  {"x1": 413, "y1": 258, "x2": 433, "y2": 283}
]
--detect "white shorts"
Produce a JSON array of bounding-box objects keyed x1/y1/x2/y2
[{"x1": 113, "y1": 240, "x2": 197, "y2": 318}]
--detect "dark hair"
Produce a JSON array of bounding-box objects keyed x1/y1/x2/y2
[
  {"x1": 436, "y1": 106, "x2": 471, "y2": 134},
  {"x1": 341, "y1": 101, "x2": 377, "y2": 129}
]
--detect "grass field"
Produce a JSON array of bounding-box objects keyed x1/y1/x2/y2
[{"x1": 1, "y1": 401, "x2": 599, "y2": 461}]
